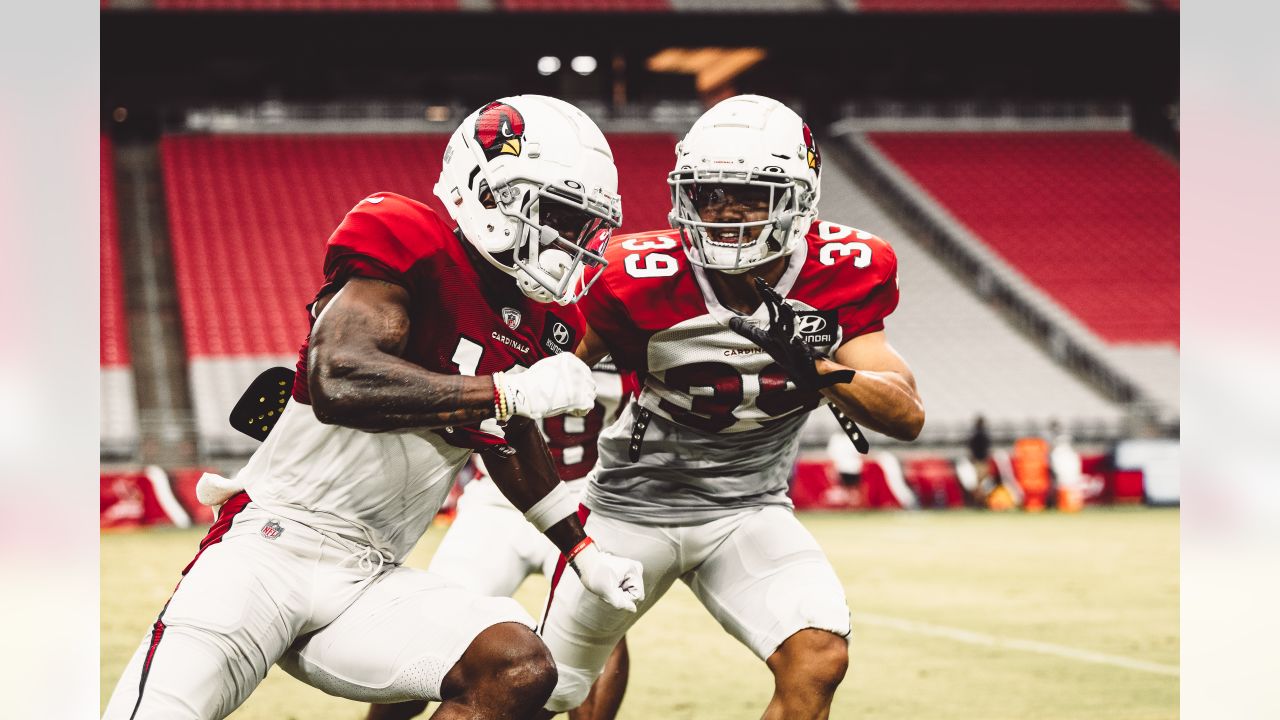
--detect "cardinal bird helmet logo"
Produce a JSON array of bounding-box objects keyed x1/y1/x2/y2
[
  {"x1": 802, "y1": 123, "x2": 821, "y2": 176},
  {"x1": 474, "y1": 101, "x2": 526, "y2": 160}
]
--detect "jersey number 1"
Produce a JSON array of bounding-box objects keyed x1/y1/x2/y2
[{"x1": 452, "y1": 337, "x2": 484, "y2": 376}]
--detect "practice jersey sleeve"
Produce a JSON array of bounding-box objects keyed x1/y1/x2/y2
[
  {"x1": 317, "y1": 195, "x2": 428, "y2": 299},
  {"x1": 836, "y1": 240, "x2": 900, "y2": 340},
  {"x1": 576, "y1": 266, "x2": 647, "y2": 373}
]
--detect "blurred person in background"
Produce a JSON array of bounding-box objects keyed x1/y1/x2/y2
[
  {"x1": 825, "y1": 429, "x2": 865, "y2": 507},
  {"x1": 1050, "y1": 424, "x2": 1084, "y2": 512},
  {"x1": 967, "y1": 414, "x2": 994, "y2": 504},
  {"x1": 535, "y1": 94, "x2": 925, "y2": 720}
]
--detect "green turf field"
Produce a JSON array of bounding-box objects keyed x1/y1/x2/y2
[{"x1": 102, "y1": 508, "x2": 1178, "y2": 719}]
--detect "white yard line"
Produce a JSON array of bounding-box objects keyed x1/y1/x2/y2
[{"x1": 856, "y1": 612, "x2": 1179, "y2": 677}]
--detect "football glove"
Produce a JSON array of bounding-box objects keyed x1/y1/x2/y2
[
  {"x1": 728, "y1": 276, "x2": 854, "y2": 393},
  {"x1": 497, "y1": 353, "x2": 596, "y2": 420},
  {"x1": 570, "y1": 542, "x2": 646, "y2": 613}
]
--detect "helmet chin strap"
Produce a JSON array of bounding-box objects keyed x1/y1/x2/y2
[{"x1": 516, "y1": 247, "x2": 578, "y2": 304}]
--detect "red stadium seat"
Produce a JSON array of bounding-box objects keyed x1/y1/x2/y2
[
  {"x1": 154, "y1": 0, "x2": 459, "y2": 10},
  {"x1": 610, "y1": 134, "x2": 679, "y2": 236},
  {"x1": 159, "y1": 132, "x2": 677, "y2": 451},
  {"x1": 102, "y1": 137, "x2": 140, "y2": 455},
  {"x1": 868, "y1": 132, "x2": 1178, "y2": 344},
  {"x1": 856, "y1": 0, "x2": 1124, "y2": 10},
  {"x1": 499, "y1": 0, "x2": 669, "y2": 9},
  {"x1": 161, "y1": 133, "x2": 677, "y2": 358},
  {"x1": 102, "y1": 137, "x2": 130, "y2": 369}
]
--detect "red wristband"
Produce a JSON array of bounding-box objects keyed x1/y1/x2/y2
[{"x1": 566, "y1": 536, "x2": 594, "y2": 563}]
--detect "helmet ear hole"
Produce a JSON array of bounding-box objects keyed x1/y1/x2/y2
[{"x1": 477, "y1": 181, "x2": 498, "y2": 210}]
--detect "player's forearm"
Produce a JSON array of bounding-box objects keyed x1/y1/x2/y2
[
  {"x1": 485, "y1": 418, "x2": 591, "y2": 556},
  {"x1": 311, "y1": 350, "x2": 495, "y2": 431},
  {"x1": 816, "y1": 358, "x2": 924, "y2": 441}
]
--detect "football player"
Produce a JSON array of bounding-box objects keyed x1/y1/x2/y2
[
  {"x1": 535, "y1": 95, "x2": 925, "y2": 719},
  {"x1": 102, "y1": 95, "x2": 645, "y2": 720},
  {"x1": 368, "y1": 361, "x2": 634, "y2": 720}
]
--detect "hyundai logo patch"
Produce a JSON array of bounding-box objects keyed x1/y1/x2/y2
[
  {"x1": 795, "y1": 310, "x2": 838, "y2": 347},
  {"x1": 541, "y1": 313, "x2": 577, "y2": 354}
]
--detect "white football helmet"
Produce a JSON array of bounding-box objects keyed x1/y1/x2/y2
[
  {"x1": 668, "y1": 95, "x2": 821, "y2": 274},
  {"x1": 434, "y1": 95, "x2": 622, "y2": 304}
]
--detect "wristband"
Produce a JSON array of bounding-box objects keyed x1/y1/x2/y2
[
  {"x1": 566, "y1": 536, "x2": 595, "y2": 564},
  {"x1": 493, "y1": 372, "x2": 512, "y2": 423},
  {"x1": 522, "y1": 481, "x2": 577, "y2": 533}
]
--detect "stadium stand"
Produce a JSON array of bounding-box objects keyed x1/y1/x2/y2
[
  {"x1": 854, "y1": 0, "x2": 1126, "y2": 10},
  {"x1": 801, "y1": 156, "x2": 1126, "y2": 445},
  {"x1": 157, "y1": 128, "x2": 1132, "y2": 451},
  {"x1": 159, "y1": 132, "x2": 674, "y2": 453},
  {"x1": 500, "y1": 0, "x2": 670, "y2": 10},
  {"x1": 851, "y1": 130, "x2": 1178, "y2": 423},
  {"x1": 102, "y1": 137, "x2": 140, "y2": 457},
  {"x1": 866, "y1": 132, "x2": 1177, "y2": 344},
  {"x1": 153, "y1": 0, "x2": 459, "y2": 9},
  {"x1": 130, "y1": 0, "x2": 1176, "y2": 9},
  {"x1": 669, "y1": 0, "x2": 824, "y2": 10}
]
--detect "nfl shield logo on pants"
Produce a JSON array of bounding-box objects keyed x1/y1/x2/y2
[{"x1": 260, "y1": 520, "x2": 284, "y2": 540}]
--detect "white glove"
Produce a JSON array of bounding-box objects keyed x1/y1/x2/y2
[
  {"x1": 570, "y1": 541, "x2": 646, "y2": 613},
  {"x1": 195, "y1": 472, "x2": 244, "y2": 507},
  {"x1": 497, "y1": 353, "x2": 596, "y2": 420}
]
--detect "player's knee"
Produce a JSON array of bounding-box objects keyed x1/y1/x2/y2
[
  {"x1": 543, "y1": 665, "x2": 594, "y2": 713},
  {"x1": 774, "y1": 629, "x2": 849, "y2": 693},
  {"x1": 445, "y1": 622, "x2": 555, "y2": 708},
  {"x1": 809, "y1": 632, "x2": 850, "y2": 689},
  {"x1": 494, "y1": 636, "x2": 558, "y2": 706}
]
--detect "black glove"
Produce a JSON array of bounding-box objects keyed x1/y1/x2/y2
[{"x1": 728, "y1": 276, "x2": 854, "y2": 393}]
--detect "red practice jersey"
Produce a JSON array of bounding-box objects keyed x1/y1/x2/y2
[
  {"x1": 236, "y1": 192, "x2": 584, "y2": 561},
  {"x1": 292, "y1": 192, "x2": 584, "y2": 447},
  {"x1": 579, "y1": 221, "x2": 899, "y2": 434}
]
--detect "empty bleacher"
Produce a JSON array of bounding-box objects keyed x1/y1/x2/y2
[
  {"x1": 102, "y1": 137, "x2": 140, "y2": 457},
  {"x1": 159, "y1": 132, "x2": 674, "y2": 453},
  {"x1": 156, "y1": 127, "x2": 1143, "y2": 452},
  {"x1": 153, "y1": 0, "x2": 458, "y2": 9},
  {"x1": 854, "y1": 0, "x2": 1126, "y2": 11},
  {"x1": 610, "y1": 133, "x2": 679, "y2": 234},
  {"x1": 668, "y1": 0, "x2": 824, "y2": 10},
  {"x1": 500, "y1": 0, "x2": 669, "y2": 10},
  {"x1": 866, "y1": 132, "x2": 1177, "y2": 343},
  {"x1": 130, "y1": 0, "x2": 1171, "y2": 9},
  {"x1": 857, "y1": 130, "x2": 1178, "y2": 422},
  {"x1": 801, "y1": 156, "x2": 1127, "y2": 446}
]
